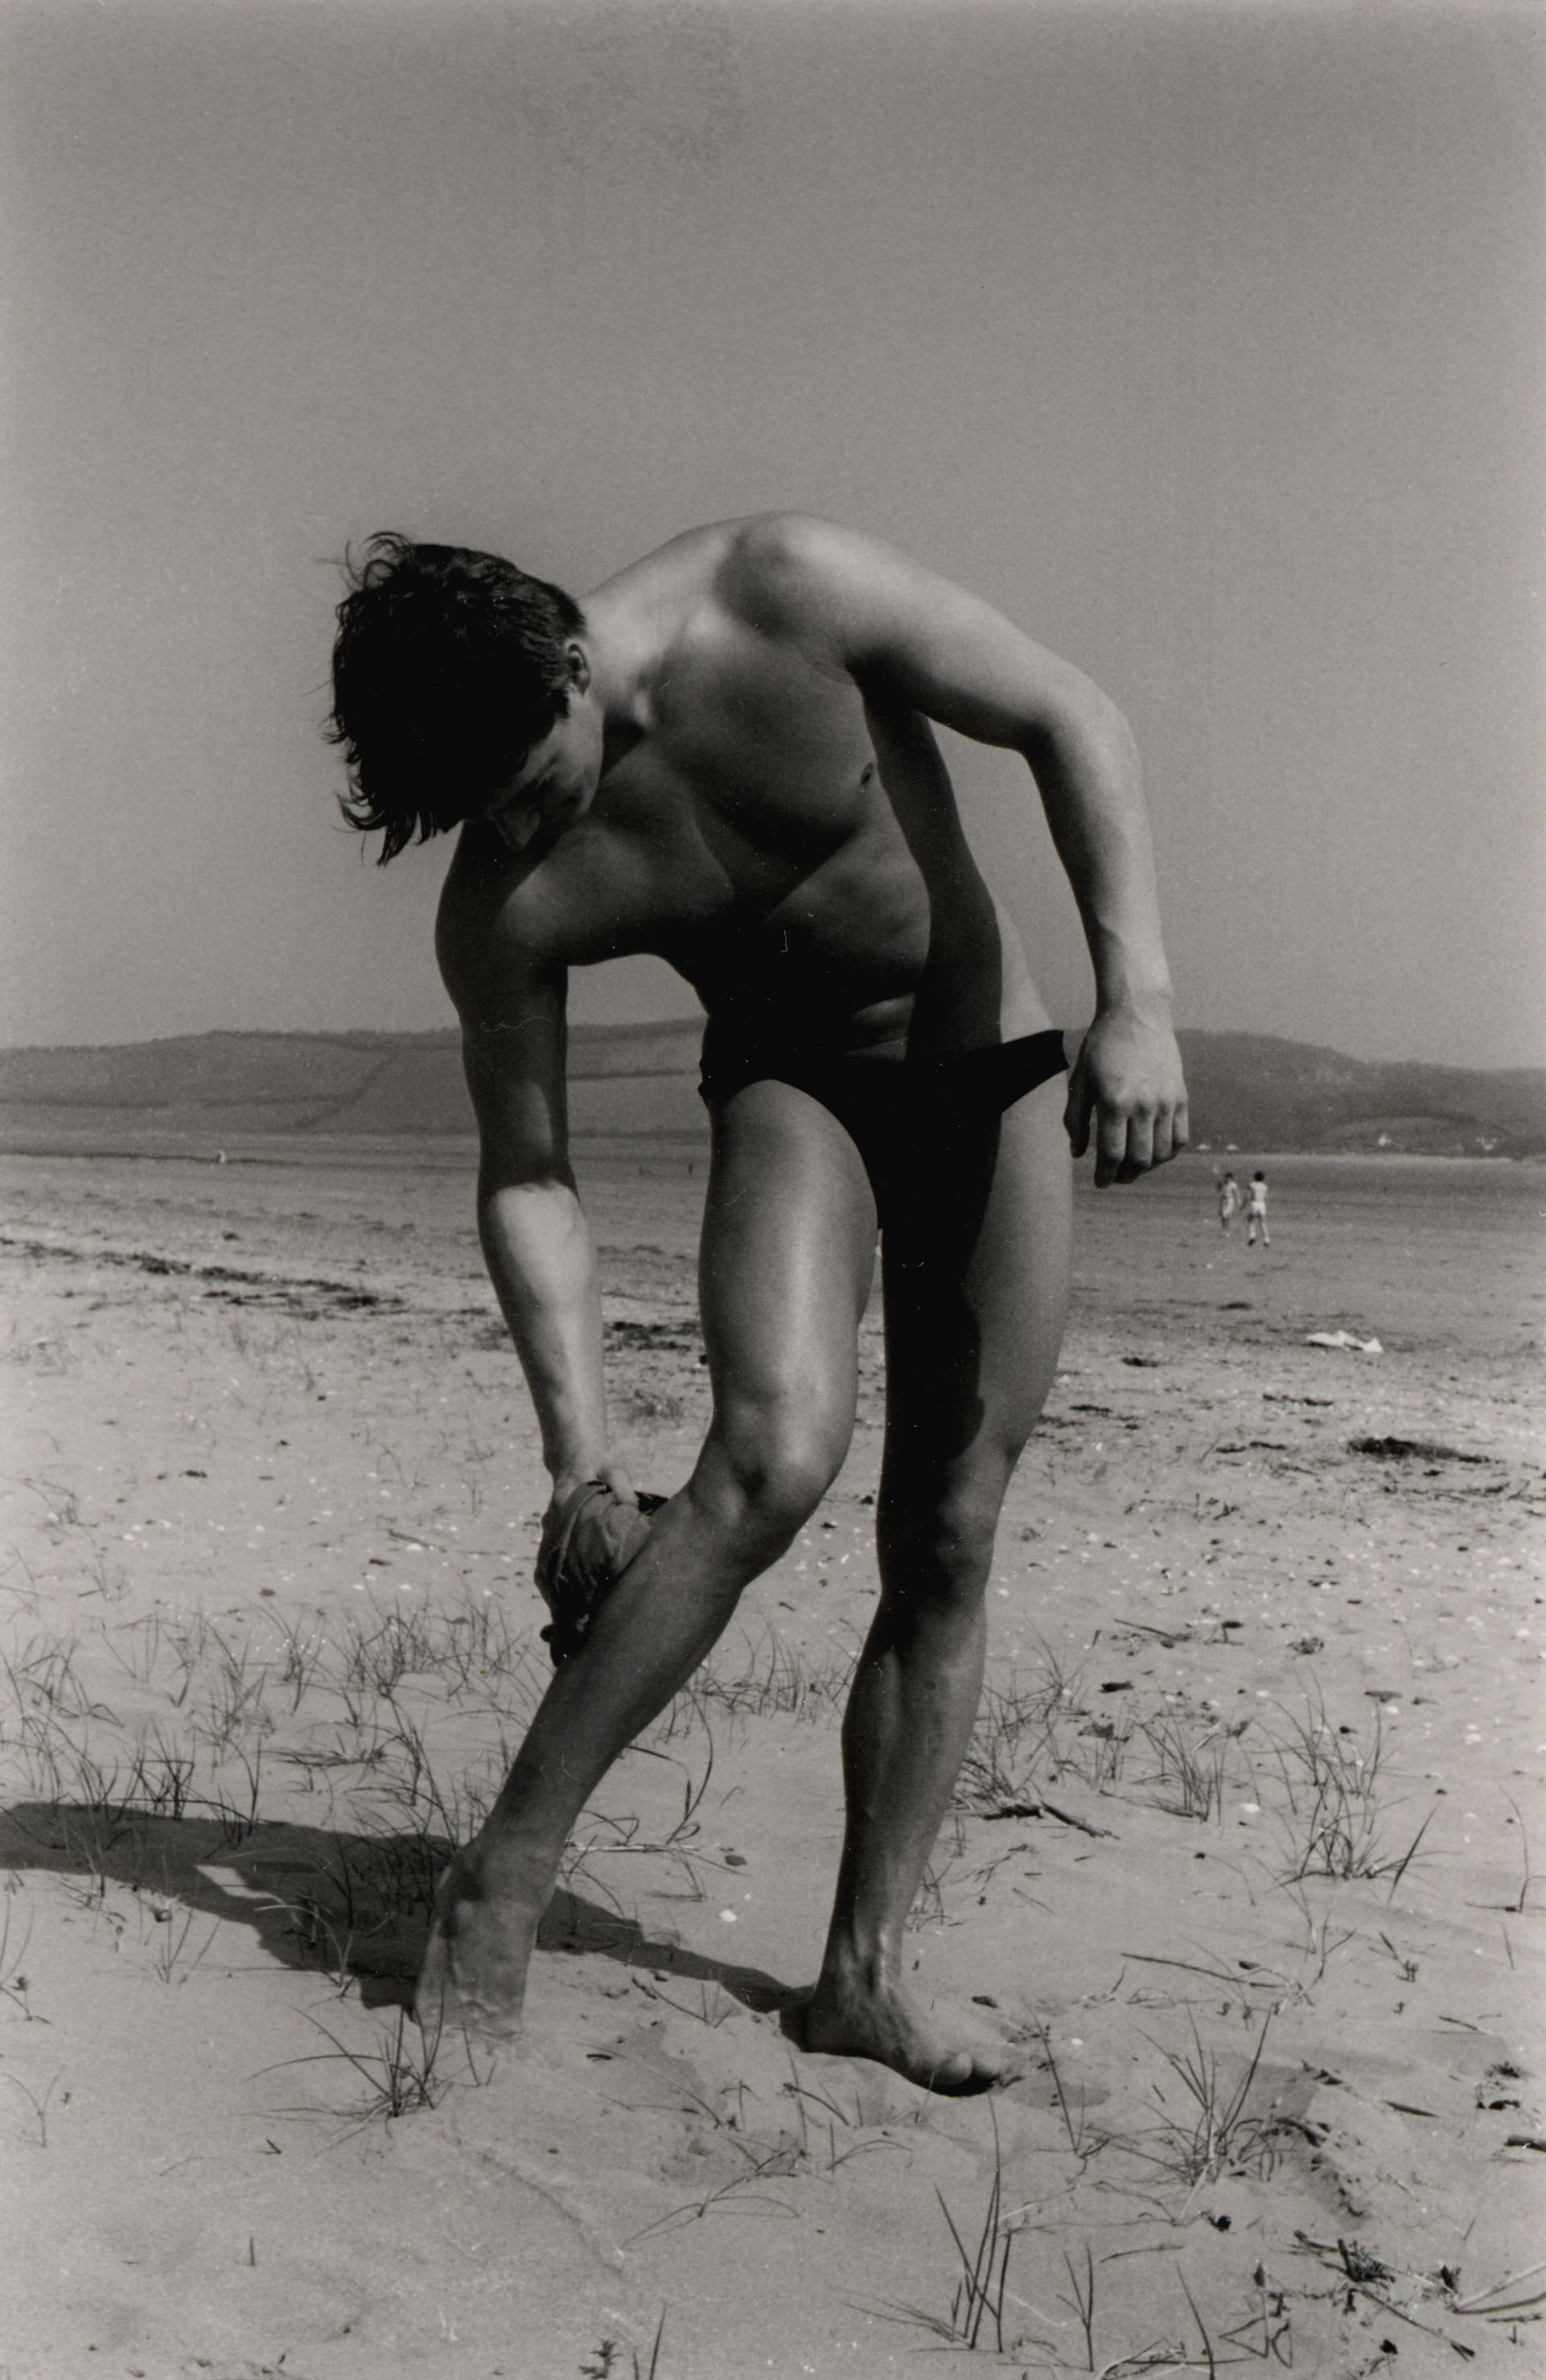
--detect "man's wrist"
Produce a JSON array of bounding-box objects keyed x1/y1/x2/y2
[
  {"x1": 549, "y1": 1455, "x2": 637, "y2": 1518},
  {"x1": 1092, "y1": 980, "x2": 1174, "y2": 1027},
  {"x1": 550, "y1": 1457, "x2": 606, "y2": 1498},
  {"x1": 1087, "y1": 926, "x2": 1174, "y2": 1021}
]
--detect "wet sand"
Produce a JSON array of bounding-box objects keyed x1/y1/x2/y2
[{"x1": 0, "y1": 1145, "x2": 1541, "y2": 2378}]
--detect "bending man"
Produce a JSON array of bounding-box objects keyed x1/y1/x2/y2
[{"x1": 329, "y1": 514, "x2": 1188, "y2": 2089}]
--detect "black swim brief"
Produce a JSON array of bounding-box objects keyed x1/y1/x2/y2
[{"x1": 697, "y1": 1025, "x2": 1068, "y2": 1227}]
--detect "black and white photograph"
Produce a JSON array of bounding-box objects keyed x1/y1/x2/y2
[{"x1": 2, "y1": 4, "x2": 1542, "y2": 2374}]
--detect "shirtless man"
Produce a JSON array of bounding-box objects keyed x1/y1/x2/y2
[{"x1": 329, "y1": 514, "x2": 1188, "y2": 2090}]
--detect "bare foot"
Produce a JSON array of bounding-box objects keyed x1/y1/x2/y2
[
  {"x1": 413, "y1": 1853, "x2": 547, "y2": 2041},
  {"x1": 793, "y1": 1976, "x2": 1023, "y2": 2095}
]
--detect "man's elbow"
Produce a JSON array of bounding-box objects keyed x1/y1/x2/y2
[{"x1": 1023, "y1": 681, "x2": 1138, "y2": 786}]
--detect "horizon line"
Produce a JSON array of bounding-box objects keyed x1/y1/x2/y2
[{"x1": 1, "y1": 1021, "x2": 1543, "y2": 1078}]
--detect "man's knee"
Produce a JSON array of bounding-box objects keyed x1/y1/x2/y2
[
  {"x1": 878, "y1": 1461, "x2": 1015, "y2": 1604},
  {"x1": 697, "y1": 1394, "x2": 850, "y2": 1552}
]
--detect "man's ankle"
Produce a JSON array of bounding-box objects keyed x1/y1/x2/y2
[
  {"x1": 463, "y1": 1826, "x2": 562, "y2": 1900},
  {"x1": 816, "y1": 1934, "x2": 895, "y2": 2004}
]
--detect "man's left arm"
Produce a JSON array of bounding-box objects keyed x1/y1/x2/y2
[
  {"x1": 755, "y1": 516, "x2": 1189, "y2": 1185},
  {"x1": 977, "y1": 662, "x2": 1187, "y2": 1189}
]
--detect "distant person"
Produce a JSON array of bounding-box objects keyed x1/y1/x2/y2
[
  {"x1": 1245, "y1": 1169, "x2": 1270, "y2": 1247},
  {"x1": 330, "y1": 514, "x2": 1187, "y2": 2090},
  {"x1": 1217, "y1": 1170, "x2": 1241, "y2": 1231}
]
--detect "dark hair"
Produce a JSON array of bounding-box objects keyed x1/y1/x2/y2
[{"x1": 328, "y1": 534, "x2": 586, "y2": 861}]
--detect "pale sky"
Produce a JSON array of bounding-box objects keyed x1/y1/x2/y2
[{"x1": 3, "y1": 0, "x2": 1542, "y2": 1067}]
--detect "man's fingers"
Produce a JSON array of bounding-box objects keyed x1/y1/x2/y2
[
  {"x1": 1125, "y1": 1107, "x2": 1157, "y2": 1176},
  {"x1": 1096, "y1": 1101, "x2": 1197, "y2": 1182},
  {"x1": 1149, "y1": 1098, "x2": 1190, "y2": 1168},
  {"x1": 1063, "y1": 1062, "x2": 1094, "y2": 1157},
  {"x1": 1096, "y1": 1105, "x2": 1153, "y2": 1185},
  {"x1": 1093, "y1": 1104, "x2": 1129, "y2": 1187}
]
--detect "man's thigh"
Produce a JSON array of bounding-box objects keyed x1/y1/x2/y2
[
  {"x1": 698, "y1": 1079, "x2": 879, "y2": 1428},
  {"x1": 880, "y1": 1071, "x2": 1071, "y2": 1482}
]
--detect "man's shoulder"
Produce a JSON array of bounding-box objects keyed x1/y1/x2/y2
[
  {"x1": 434, "y1": 832, "x2": 561, "y2": 1013},
  {"x1": 639, "y1": 509, "x2": 849, "y2": 573},
  {"x1": 619, "y1": 511, "x2": 875, "y2": 612},
  {"x1": 436, "y1": 815, "x2": 671, "y2": 1017},
  {"x1": 690, "y1": 513, "x2": 928, "y2": 676},
  {"x1": 722, "y1": 509, "x2": 848, "y2": 568},
  {"x1": 600, "y1": 514, "x2": 915, "y2": 672},
  {"x1": 716, "y1": 511, "x2": 879, "y2": 608}
]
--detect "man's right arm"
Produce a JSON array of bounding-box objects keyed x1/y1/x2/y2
[{"x1": 437, "y1": 889, "x2": 628, "y2": 1512}]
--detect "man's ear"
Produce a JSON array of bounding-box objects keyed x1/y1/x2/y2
[{"x1": 565, "y1": 642, "x2": 591, "y2": 696}]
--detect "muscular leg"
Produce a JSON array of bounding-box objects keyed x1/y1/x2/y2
[
  {"x1": 804, "y1": 1073, "x2": 1071, "y2": 2089},
  {"x1": 416, "y1": 1083, "x2": 878, "y2": 2035}
]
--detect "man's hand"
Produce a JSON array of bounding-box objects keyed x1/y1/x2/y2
[
  {"x1": 546, "y1": 1456, "x2": 637, "y2": 1539},
  {"x1": 1064, "y1": 1012, "x2": 1189, "y2": 1186},
  {"x1": 535, "y1": 1463, "x2": 664, "y2": 1668}
]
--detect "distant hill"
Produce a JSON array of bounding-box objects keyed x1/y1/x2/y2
[
  {"x1": 0, "y1": 1021, "x2": 707, "y2": 1147},
  {"x1": 1171, "y1": 1030, "x2": 1546, "y2": 1158},
  {"x1": 0, "y1": 1022, "x2": 1540, "y2": 1157}
]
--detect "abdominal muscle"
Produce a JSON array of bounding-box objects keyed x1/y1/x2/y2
[{"x1": 659, "y1": 861, "x2": 1053, "y2": 1063}]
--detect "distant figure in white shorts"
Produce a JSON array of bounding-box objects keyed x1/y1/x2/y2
[
  {"x1": 1217, "y1": 1170, "x2": 1241, "y2": 1231},
  {"x1": 1245, "y1": 1169, "x2": 1269, "y2": 1247}
]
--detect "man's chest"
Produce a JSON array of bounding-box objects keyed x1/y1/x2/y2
[
  {"x1": 643, "y1": 610, "x2": 879, "y2": 853},
  {"x1": 512, "y1": 773, "x2": 890, "y2": 962},
  {"x1": 481, "y1": 616, "x2": 916, "y2": 963}
]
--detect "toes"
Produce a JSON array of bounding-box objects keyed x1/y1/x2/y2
[
  {"x1": 923, "y1": 2049, "x2": 1014, "y2": 2098},
  {"x1": 919, "y1": 2043, "x2": 974, "y2": 2085},
  {"x1": 792, "y1": 1987, "x2": 1022, "y2": 2094}
]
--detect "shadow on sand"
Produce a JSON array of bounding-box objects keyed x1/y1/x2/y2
[{"x1": 0, "y1": 1796, "x2": 796, "y2": 2018}]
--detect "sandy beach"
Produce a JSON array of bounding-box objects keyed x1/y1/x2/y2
[{"x1": 1, "y1": 1143, "x2": 1541, "y2": 2378}]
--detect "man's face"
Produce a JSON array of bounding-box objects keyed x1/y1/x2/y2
[{"x1": 481, "y1": 679, "x2": 604, "y2": 857}]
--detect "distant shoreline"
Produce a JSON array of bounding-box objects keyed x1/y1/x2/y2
[{"x1": 1, "y1": 1135, "x2": 1536, "y2": 1175}]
